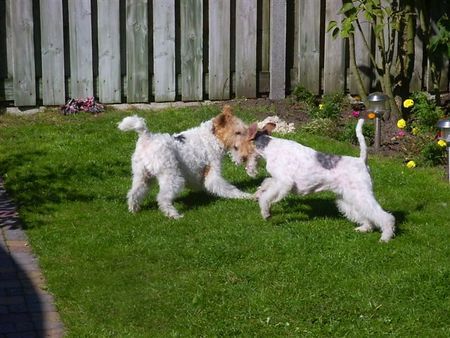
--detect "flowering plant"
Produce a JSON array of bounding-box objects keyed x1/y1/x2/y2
[
  {"x1": 406, "y1": 160, "x2": 416, "y2": 169},
  {"x1": 403, "y1": 99, "x2": 414, "y2": 108},
  {"x1": 437, "y1": 140, "x2": 447, "y2": 148},
  {"x1": 397, "y1": 119, "x2": 406, "y2": 129}
]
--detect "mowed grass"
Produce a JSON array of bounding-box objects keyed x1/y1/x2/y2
[{"x1": 1, "y1": 105, "x2": 449, "y2": 337}]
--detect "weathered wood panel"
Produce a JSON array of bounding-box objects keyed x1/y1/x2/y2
[
  {"x1": 68, "y1": 0, "x2": 94, "y2": 98},
  {"x1": 261, "y1": 0, "x2": 270, "y2": 72},
  {"x1": 297, "y1": 0, "x2": 321, "y2": 94},
  {"x1": 410, "y1": 25, "x2": 424, "y2": 92},
  {"x1": 269, "y1": 0, "x2": 286, "y2": 100},
  {"x1": 126, "y1": 0, "x2": 149, "y2": 103},
  {"x1": 10, "y1": 0, "x2": 36, "y2": 106},
  {"x1": 323, "y1": 0, "x2": 346, "y2": 94},
  {"x1": 349, "y1": 14, "x2": 372, "y2": 95},
  {"x1": 180, "y1": 0, "x2": 203, "y2": 101},
  {"x1": 208, "y1": 0, "x2": 230, "y2": 100},
  {"x1": 98, "y1": 0, "x2": 121, "y2": 103},
  {"x1": 235, "y1": 0, "x2": 257, "y2": 98},
  {"x1": 40, "y1": 0, "x2": 65, "y2": 105},
  {"x1": 153, "y1": 0, "x2": 176, "y2": 102}
]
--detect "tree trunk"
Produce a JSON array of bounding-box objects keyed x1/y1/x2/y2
[{"x1": 348, "y1": 34, "x2": 368, "y2": 102}]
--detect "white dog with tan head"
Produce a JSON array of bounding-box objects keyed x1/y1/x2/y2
[{"x1": 118, "y1": 105, "x2": 252, "y2": 219}]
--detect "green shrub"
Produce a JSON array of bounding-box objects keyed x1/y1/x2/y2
[
  {"x1": 339, "y1": 121, "x2": 375, "y2": 146},
  {"x1": 301, "y1": 118, "x2": 337, "y2": 137},
  {"x1": 420, "y1": 141, "x2": 447, "y2": 166},
  {"x1": 309, "y1": 92, "x2": 345, "y2": 120},
  {"x1": 409, "y1": 92, "x2": 444, "y2": 130},
  {"x1": 291, "y1": 85, "x2": 316, "y2": 106}
]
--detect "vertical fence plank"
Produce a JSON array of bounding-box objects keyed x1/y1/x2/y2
[
  {"x1": 208, "y1": 0, "x2": 230, "y2": 100},
  {"x1": 153, "y1": 0, "x2": 175, "y2": 102},
  {"x1": 10, "y1": 0, "x2": 36, "y2": 106},
  {"x1": 180, "y1": 0, "x2": 203, "y2": 101},
  {"x1": 68, "y1": 0, "x2": 94, "y2": 98},
  {"x1": 269, "y1": 0, "x2": 286, "y2": 100},
  {"x1": 426, "y1": 4, "x2": 449, "y2": 93},
  {"x1": 297, "y1": 0, "x2": 321, "y2": 94},
  {"x1": 126, "y1": 0, "x2": 149, "y2": 103},
  {"x1": 261, "y1": 0, "x2": 270, "y2": 72},
  {"x1": 349, "y1": 15, "x2": 372, "y2": 95},
  {"x1": 323, "y1": 0, "x2": 345, "y2": 94},
  {"x1": 409, "y1": 24, "x2": 424, "y2": 92},
  {"x1": 235, "y1": 0, "x2": 257, "y2": 98},
  {"x1": 97, "y1": 0, "x2": 121, "y2": 103},
  {"x1": 40, "y1": 0, "x2": 65, "y2": 105}
]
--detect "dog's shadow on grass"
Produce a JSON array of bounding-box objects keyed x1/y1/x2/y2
[
  {"x1": 177, "y1": 191, "x2": 220, "y2": 210},
  {"x1": 269, "y1": 195, "x2": 407, "y2": 237},
  {"x1": 270, "y1": 196, "x2": 342, "y2": 224}
]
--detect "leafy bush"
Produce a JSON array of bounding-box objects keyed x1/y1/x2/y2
[
  {"x1": 309, "y1": 92, "x2": 345, "y2": 120},
  {"x1": 339, "y1": 121, "x2": 375, "y2": 146},
  {"x1": 420, "y1": 141, "x2": 447, "y2": 166},
  {"x1": 291, "y1": 85, "x2": 317, "y2": 106},
  {"x1": 301, "y1": 118, "x2": 337, "y2": 137},
  {"x1": 409, "y1": 92, "x2": 444, "y2": 130}
]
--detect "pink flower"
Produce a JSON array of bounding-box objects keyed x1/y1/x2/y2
[
  {"x1": 352, "y1": 111, "x2": 360, "y2": 118},
  {"x1": 397, "y1": 130, "x2": 406, "y2": 138}
]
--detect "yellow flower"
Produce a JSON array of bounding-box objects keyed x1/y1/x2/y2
[
  {"x1": 319, "y1": 104, "x2": 324, "y2": 110},
  {"x1": 406, "y1": 160, "x2": 416, "y2": 169},
  {"x1": 437, "y1": 140, "x2": 447, "y2": 148},
  {"x1": 397, "y1": 119, "x2": 406, "y2": 129},
  {"x1": 403, "y1": 99, "x2": 414, "y2": 108},
  {"x1": 412, "y1": 127, "x2": 419, "y2": 135}
]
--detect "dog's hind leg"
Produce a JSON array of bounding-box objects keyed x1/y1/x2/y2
[
  {"x1": 257, "y1": 179, "x2": 293, "y2": 219},
  {"x1": 156, "y1": 172, "x2": 185, "y2": 219},
  {"x1": 336, "y1": 198, "x2": 374, "y2": 233},
  {"x1": 127, "y1": 164, "x2": 152, "y2": 213}
]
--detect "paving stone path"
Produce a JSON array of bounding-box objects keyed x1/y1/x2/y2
[{"x1": 0, "y1": 178, "x2": 65, "y2": 338}]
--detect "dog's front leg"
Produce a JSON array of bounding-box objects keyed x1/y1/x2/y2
[
  {"x1": 258, "y1": 179, "x2": 293, "y2": 219},
  {"x1": 204, "y1": 167, "x2": 252, "y2": 199}
]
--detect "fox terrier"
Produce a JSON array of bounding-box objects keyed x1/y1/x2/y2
[
  {"x1": 118, "y1": 105, "x2": 252, "y2": 219},
  {"x1": 243, "y1": 118, "x2": 395, "y2": 242}
]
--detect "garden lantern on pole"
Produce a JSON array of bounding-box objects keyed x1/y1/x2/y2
[
  {"x1": 367, "y1": 92, "x2": 388, "y2": 150},
  {"x1": 436, "y1": 118, "x2": 450, "y2": 182}
]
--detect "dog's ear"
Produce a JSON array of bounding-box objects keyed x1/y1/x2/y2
[
  {"x1": 213, "y1": 105, "x2": 234, "y2": 128},
  {"x1": 222, "y1": 104, "x2": 233, "y2": 116},
  {"x1": 247, "y1": 123, "x2": 258, "y2": 140},
  {"x1": 263, "y1": 122, "x2": 276, "y2": 135}
]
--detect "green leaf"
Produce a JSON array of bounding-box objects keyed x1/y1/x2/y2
[
  {"x1": 339, "y1": 2, "x2": 355, "y2": 14},
  {"x1": 327, "y1": 20, "x2": 338, "y2": 33}
]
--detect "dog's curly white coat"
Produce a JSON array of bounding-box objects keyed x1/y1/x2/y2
[
  {"x1": 118, "y1": 107, "x2": 252, "y2": 219},
  {"x1": 247, "y1": 119, "x2": 395, "y2": 242}
]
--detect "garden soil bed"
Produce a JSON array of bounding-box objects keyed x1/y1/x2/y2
[{"x1": 226, "y1": 92, "x2": 450, "y2": 159}]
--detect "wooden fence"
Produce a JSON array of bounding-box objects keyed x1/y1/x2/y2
[{"x1": 0, "y1": 0, "x2": 448, "y2": 107}]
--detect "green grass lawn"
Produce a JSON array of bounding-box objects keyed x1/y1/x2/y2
[{"x1": 1, "y1": 105, "x2": 449, "y2": 337}]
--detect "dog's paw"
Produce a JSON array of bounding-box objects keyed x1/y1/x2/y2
[
  {"x1": 355, "y1": 224, "x2": 373, "y2": 233},
  {"x1": 261, "y1": 210, "x2": 271, "y2": 220},
  {"x1": 167, "y1": 212, "x2": 183, "y2": 219}
]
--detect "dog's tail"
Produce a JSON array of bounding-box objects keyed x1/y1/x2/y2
[
  {"x1": 356, "y1": 118, "x2": 367, "y2": 163},
  {"x1": 118, "y1": 115, "x2": 148, "y2": 135}
]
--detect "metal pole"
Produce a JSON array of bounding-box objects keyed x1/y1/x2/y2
[
  {"x1": 374, "y1": 116, "x2": 381, "y2": 150},
  {"x1": 447, "y1": 146, "x2": 450, "y2": 183}
]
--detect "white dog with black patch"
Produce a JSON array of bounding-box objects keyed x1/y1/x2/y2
[
  {"x1": 243, "y1": 119, "x2": 395, "y2": 242},
  {"x1": 118, "y1": 105, "x2": 252, "y2": 219}
]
